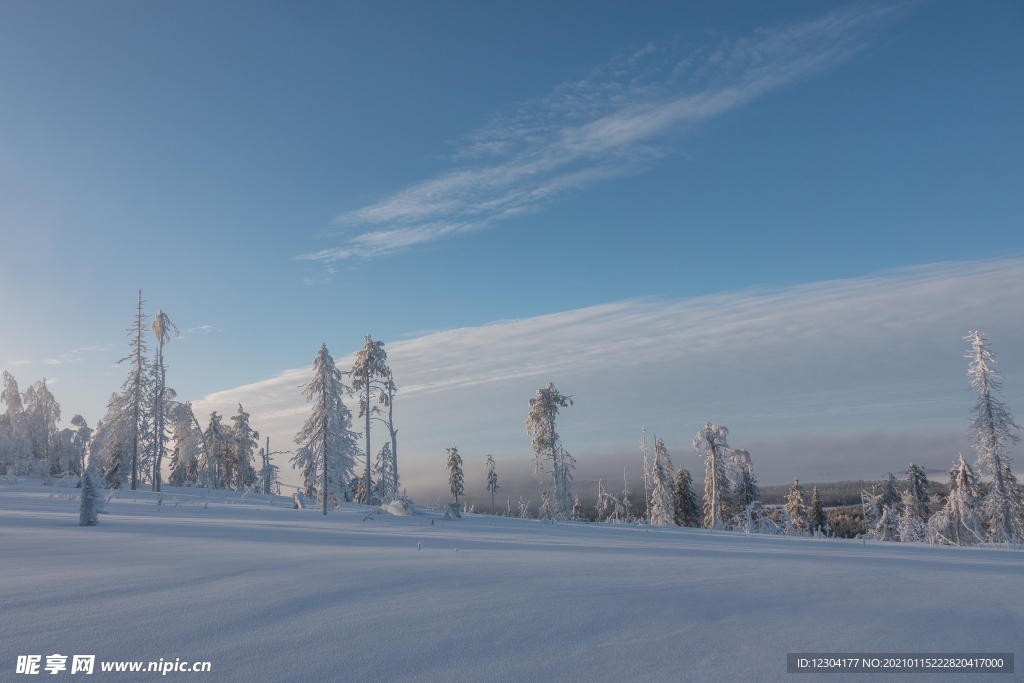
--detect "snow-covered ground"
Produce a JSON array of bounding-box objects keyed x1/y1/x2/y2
[{"x1": 2, "y1": 481, "x2": 1020, "y2": 682}]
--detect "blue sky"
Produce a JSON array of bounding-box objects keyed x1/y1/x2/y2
[{"x1": 1, "y1": 2, "x2": 1022, "y2": 491}]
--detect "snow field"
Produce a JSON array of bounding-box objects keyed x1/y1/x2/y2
[{"x1": 2, "y1": 481, "x2": 1021, "y2": 682}]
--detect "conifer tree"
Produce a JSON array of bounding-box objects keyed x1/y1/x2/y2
[
  {"x1": 292, "y1": 344, "x2": 358, "y2": 514},
  {"x1": 965, "y1": 332, "x2": 1022, "y2": 542},
  {"x1": 905, "y1": 463, "x2": 930, "y2": 520},
  {"x1": 485, "y1": 454, "x2": 499, "y2": 514},
  {"x1": 785, "y1": 478, "x2": 808, "y2": 533},
  {"x1": 673, "y1": 467, "x2": 700, "y2": 527},
  {"x1": 204, "y1": 412, "x2": 229, "y2": 489},
  {"x1": 121, "y1": 290, "x2": 152, "y2": 490},
  {"x1": 649, "y1": 437, "x2": 675, "y2": 525},
  {"x1": 571, "y1": 494, "x2": 583, "y2": 521},
  {"x1": 351, "y1": 335, "x2": 389, "y2": 511},
  {"x1": 809, "y1": 486, "x2": 827, "y2": 533},
  {"x1": 0, "y1": 371, "x2": 34, "y2": 476},
  {"x1": 372, "y1": 441, "x2": 397, "y2": 504},
  {"x1": 79, "y1": 471, "x2": 103, "y2": 526},
  {"x1": 878, "y1": 473, "x2": 901, "y2": 516},
  {"x1": 230, "y1": 404, "x2": 259, "y2": 491},
  {"x1": 928, "y1": 454, "x2": 985, "y2": 545},
  {"x1": 526, "y1": 383, "x2": 574, "y2": 521},
  {"x1": 694, "y1": 422, "x2": 730, "y2": 528},
  {"x1": 257, "y1": 436, "x2": 284, "y2": 496},
  {"x1": 447, "y1": 446, "x2": 464, "y2": 503},
  {"x1": 24, "y1": 379, "x2": 60, "y2": 478},
  {"x1": 149, "y1": 310, "x2": 178, "y2": 491}
]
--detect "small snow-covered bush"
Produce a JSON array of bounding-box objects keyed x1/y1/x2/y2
[{"x1": 79, "y1": 472, "x2": 104, "y2": 526}]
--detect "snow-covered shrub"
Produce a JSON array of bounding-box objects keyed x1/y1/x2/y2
[{"x1": 79, "y1": 472, "x2": 104, "y2": 526}]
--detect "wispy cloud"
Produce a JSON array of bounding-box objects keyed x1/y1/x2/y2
[
  {"x1": 196, "y1": 257, "x2": 1024, "y2": 496},
  {"x1": 298, "y1": 3, "x2": 902, "y2": 261}
]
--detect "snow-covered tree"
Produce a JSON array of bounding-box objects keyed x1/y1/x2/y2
[
  {"x1": 650, "y1": 437, "x2": 675, "y2": 525},
  {"x1": 485, "y1": 455, "x2": 499, "y2": 514},
  {"x1": 256, "y1": 436, "x2": 284, "y2": 496},
  {"x1": 0, "y1": 371, "x2": 35, "y2": 476},
  {"x1": 229, "y1": 404, "x2": 259, "y2": 491},
  {"x1": 373, "y1": 368, "x2": 400, "y2": 502},
  {"x1": 123, "y1": 291, "x2": 153, "y2": 489},
  {"x1": 785, "y1": 478, "x2": 808, "y2": 533},
  {"x1": 24, "y1": 379, "x2": 61, "y2": 479},
  {"x1": 68, "y1": 415, "x2": 91, "y2": 476},
  {"x1": 149, "y1": 310, "x2": 178, "y2": 492},
  {"x1": 905, "y1": 463, "x2": 930, "y2": 521},
  {"x1": 809, "y1": 486, "x2": 827, "y2": 533},
  {"x1": 928, "y1": 454, "x2": 985, "y2": 545},
  {"x1": 79, "y1": 471, "x2": 104, "y2": 526},
  {"x1": 571, "y1": 494, "x2": 583, "y2": 521},
  {"x1": 897, "y1": 489, "x2": 927, "y2": 542},
  {"x1": 965, "y1": 331, "x2": 1022, "y2": 543},
  {"x1": 526, "y1": 383, "x2": 574, "y2": 521},
  {"x1": 372, "y1": 441, "x2": 397, "y2": 504},
  {"x1": 878, "y1": 473, "x2": 901, "y2": 517},
  {"x1": 292, "y1": 344, "x2": 358, "y2": 514},
  {"x1": 351, "y1": 335, "x2": 388, "y2": 511},
  {"x1": 640, "y1": 425, "x2": 651, "y2": 523},
  {"x1": 595, "y1": 480, "x2": 607, "y2": 523},
  {"x1": 167, "y1": 402, "x2": 203, "y2": 487},
  {"x1": 620, "y1": 467, "x2": 632, "y2": 523},
  {"x1": 96, "y1": 392, "x2": 135, "y2": 489},
  {"x1": 694, "y1": 422, "x2": 730, "y2": 528},
  {"x1": 673, "y1": 467, "x2": 700, "y2": 527},
  {"x1": 446, "y1": 446, "x2": 464, "y2": 503},
  {"x1": 204, "y1": 412, "x2": 230, "y2": 490}
]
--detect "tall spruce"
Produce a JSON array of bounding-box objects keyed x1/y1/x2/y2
[
  {"x1": 965, "y1": 331, "x2": 1022, "y2": 542},
  {"x1": 230, "y1": 404, "x2": 259, "y2": 491},
  {"x1": 649, "y1": 437, "x2": 675, "y2": 525},
  {"x1": 694, "y1": 422, "x2": 730, "y2": 528},
  {"x1": 149, "y1": 310, "x2": 178, "y2": 492},
  {"x1": 351, "y1": 335, "x2": 389, "y2": 511},
  {"x1": 485, "y1": 454, "x2": 499, "y2": 514},
  {"x1": 120, "y1": 290, "x2": 152, "y2": 490},
  {"x1": 785, "y1": 478, "x2": 808, "y2": 533},
  {"x1": 293, "y1": 344, "x2": 358, "y2": 514},
  {"x1": 928, "y1": 455, "x2": 985, "y2": 545},
  {"x1": 447, "y1": 446, "x2": 464, "y2": 503},
  {"x1": 673, "y1": 467, "x2": 700, "y2": 527},
  {"x1": 809, "y1": 486, "x2": 827, "y2": 533},
  {"x1": 526, "y1": 383, "x2": 574, "y2": 521}
]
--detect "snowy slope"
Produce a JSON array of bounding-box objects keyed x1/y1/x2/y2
[{"x1": 2, "y1": 481, "x2": 1020, "y2": 682}]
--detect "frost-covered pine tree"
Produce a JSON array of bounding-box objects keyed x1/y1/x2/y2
[
  {"x1": 351, "y1": 335, "x2": 389, "y2": 511},
  {"x1": 526, "y1": 383, "x2": 574, "y2": 521},
  {"x1": 68, "y1": 415, "x2": 91, "y2": 476},
  {"x1": 372, "y1": 442, "x2": 397, "y2": 504},
  {"x1": 928, "y1": 454, "x2": 985, "y2": 545},
  {"x1": 571, "y1": 494, "x2": 583, "y2": 521},
  {"x1": 204, "y1": 412, "x2": 229, "y2": 489},
  {"x1": 905, "y1": 463, "x2": 930, "y2": 521},
  {"x1": 673, "y1": 467, "x2": 700, "y2": 527},
  {"x1": 785, "y1": 478, "x2": 808, "y2": 533},
  {"x1": 595, "y1": 480, "x2": 607, "y2": 523},
  {"x1": 897, "y1": 489, "x2": 927, "y2": 542},
  {"x1": 485, "y1": 454, "x2": 499, "y2": 514},
  {"x1": 122, "y1": 290, "x2": 152, "y2": 490},
  {"x1": 292, "y1": 344, "x2": 358, "y2": 514},
  {"x1": 878, "y1": 473, "x2": 901, "y2": 516},
  {"x1": 24, "y1": 379, "x2": 61, "y2": 480},
  {"x1": 257, "y1": 437, "x2": 283, "y2": 496},
  {"x1": 97, "y1": 392, "x2": 135, "y2": 489},
  {"x1": 0, "y1": 371, "x2": 35, "y2": 476},
  {"x1": 79, "y1": 471, "x2": 104, "y2": 526},
  {"x1": 964, "y1": 331, "x2": 1022, "y2": 543},
  {"x1": 649, "y1": 437, "x2": 675, "y2": 526},
  {"x1": 809, "y1": 486, "x2": 827, "y2": 533},
  {"x1": 694, "y1": 423, "x2": 730, "y2": 528},
  {"x1": 447, "y1": 446, "x2": 464, "y2": 503},
  {"x1": 374, "y1": 368, "x2": 400, "y2": 499},
  {"x1": 229, "y1": 404, "x2": 259, "y2": 491},
  {"x1": 167, "y1": 402, "x2": 203, "y2": 487},
  {"x1": 149, "y1": 310, "x2": 178, "y2": 492},
  {"x1": 640, "y1": 425, "x2": 651, "y2": 523}
]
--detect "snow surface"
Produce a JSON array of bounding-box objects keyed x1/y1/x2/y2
[{"x1": 2, "y1": 481, "x2": 1021, "y2": 682}]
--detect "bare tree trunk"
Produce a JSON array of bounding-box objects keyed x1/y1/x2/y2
[
  {"x1": 364, "y1": 381, "x2": 371, "y2": 505},
  {"x1": 322, "y1": 399, "x2": 328, "y2": 515}
]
